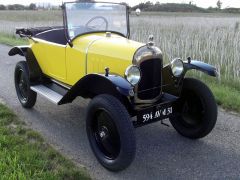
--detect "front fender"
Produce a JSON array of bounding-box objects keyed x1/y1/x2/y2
[
  {"x1": 59, "y1": 74, "x2": 134, "y2": 105},
  {"x1": 162, "y1": 60, "x2": 218, "y2": 96},
  {"x1": 184, "y1": 60, "x2": 218, "y2": 77}
]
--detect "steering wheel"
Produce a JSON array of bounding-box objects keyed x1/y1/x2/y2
[{"x1": 85, "y1": 16, "x2": 108, "y2": 30}]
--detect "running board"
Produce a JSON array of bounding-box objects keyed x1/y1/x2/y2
[{"x1": 31, "y1": 85, "x2": 63, "y2": 104}]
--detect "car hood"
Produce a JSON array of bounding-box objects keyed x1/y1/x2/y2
[{"x1": 73, "y1": 33, "x2": 144, "y2": 75}]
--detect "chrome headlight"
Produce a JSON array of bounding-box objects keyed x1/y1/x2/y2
[
  {"x1": 125, "y1": 65, "x2": 141, "y2": 86},
  {"x1": 171, "y1": 58, "x2": 184, "y2": 77}
]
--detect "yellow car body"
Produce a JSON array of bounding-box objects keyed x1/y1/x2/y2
[{"x1": 30, "y1": 33, "x2": 143, "y2": 86}]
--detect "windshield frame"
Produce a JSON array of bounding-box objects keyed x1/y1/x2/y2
[{"x1": 63, "y1": 1, "x2": 130, "y2": 43}]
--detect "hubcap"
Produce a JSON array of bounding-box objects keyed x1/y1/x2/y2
[
  {"x1": 91, "y1": 110, "x2": 121, "y2": 160},
  {"x1": 99, "y1": 126, "x2": 108, "y2": 139}
]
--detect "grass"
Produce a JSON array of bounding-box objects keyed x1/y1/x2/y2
[
  {"x1": 131, "y1": 12, "x2": 240, "y2": 84},
  {"x1": 189, "y1": 72, "x2": 240, "y2": 113},
  {"x1": 209, "y1": 82, "x2": 240, "y2": 113},
  {"x1": 140, "y1": 11, "x2": 240, "y2": 17},
  {"x1": 0, "y1": 10, "x2": 62, "y2": 22},
  {"x1": 0, "y1": 103, "x2": 90, "y2": 179},
  {"x1": 0, "y1": 11, "x2": 239, "y2": 83},
  {"x1": 0, "y1": 33, "x2": 27, "y2": 46},
  {"x1": 131, "y1": 12, "x2": 240, "y2": 113}
]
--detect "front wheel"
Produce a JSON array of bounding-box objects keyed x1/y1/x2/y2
[
  {"x1": 86, "y1": 94, "x2": 136, "y2": 171},
  {"x1": 169, "y1": 78, "x2": 217, "y2": 139}
]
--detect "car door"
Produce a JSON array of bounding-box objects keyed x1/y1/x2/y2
[
  {"x1": 65, "y1": 42, "x2": 86, "y2": 86},
  {"x1": 31, "y1": 39, "x2": 67, "y2": 82},
  {"x1": 65, "y1": 34, "x2": 105, "y2": 86}
]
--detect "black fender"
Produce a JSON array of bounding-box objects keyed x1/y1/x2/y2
[
  {"x1": 184, "y1": 60, "x2": 218, "y2": 77},
  {"x1": 162, "y1": 60, "x2": 218, "y2": 96},
  {"x1": 8, "y1": 46, "x2": 43, "y2": 83},
  {"x1": 8, "y1": 46, "x2": 29, "y2": 57},
  {"x1": 59, "y1": 74, "x2": 134, "y2": 111}
]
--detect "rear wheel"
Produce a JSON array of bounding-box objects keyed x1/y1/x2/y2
[
  {"x1": 169, "y1": 78, "x2": 217, "y2": 139},
  {"x1": 86, "y1": 94, "x2": 136, "y2": 171},
  {"x1": 14, "y1": 61, "x2": 37, "y2": 108}
]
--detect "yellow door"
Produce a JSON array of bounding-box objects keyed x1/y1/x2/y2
[
  {"x1": 65, "y1": 34, "x2": 103, "y2": 85},
  {"x1": 31, "y1": 39, "x2": 67, "y2": 82},
  {"x1": 65, "y1": 44, "x2": 86, "y2": 85}
]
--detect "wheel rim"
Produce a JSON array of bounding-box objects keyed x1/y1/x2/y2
[
  {"x1": 16, "y1": 69, "x2": 28, "y2": 102},
  {"x1": 91, "y1": 109, "x2": 121, "y2": 160},
  {"x1": 179, "y1": 90, "x2": 205, "y2": 127}
]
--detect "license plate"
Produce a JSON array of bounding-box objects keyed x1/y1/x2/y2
[{"x1": 137, "y1": 103, "x2": 173, "y2": 125}]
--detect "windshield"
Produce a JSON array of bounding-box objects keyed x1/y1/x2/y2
[{"x1": 65, "y1": 2, "x2": 128, "y2": 39}]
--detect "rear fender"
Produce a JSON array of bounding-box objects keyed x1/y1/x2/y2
[
  {"x1": 8, "y1": 46, "x2": 29, "y2": 57},
  {"x1": 9, "y1": 46, "x2": 43, "y2": 83}
]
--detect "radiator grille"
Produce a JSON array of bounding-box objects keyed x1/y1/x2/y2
[{"x1": 137, "y1": 59, "x2": 162, "y2": 100}]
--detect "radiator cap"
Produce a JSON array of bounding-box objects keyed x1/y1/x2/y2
[{"x1": 106, "y1": 32, "x2": 111, "y2": 37}]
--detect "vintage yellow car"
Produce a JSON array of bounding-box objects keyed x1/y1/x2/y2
[{"x1": 9, "y1": 2, "x2": 218, "y2": 171}]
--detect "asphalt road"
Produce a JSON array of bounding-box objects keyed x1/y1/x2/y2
[{"x1": 1, "y1": 44, "x2": 240, "y2": 179}]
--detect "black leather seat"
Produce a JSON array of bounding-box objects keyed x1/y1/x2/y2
[{"x1": 35, "y1": 28, "x2": 67, "y2": 45}]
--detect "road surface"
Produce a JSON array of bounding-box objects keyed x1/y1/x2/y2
[{"x1": 1, "y1": 44, "x2": 240, "y2": 179}]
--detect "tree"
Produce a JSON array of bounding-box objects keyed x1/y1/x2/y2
[
  {"x1": 0, "y1": 4, "x2": 6, "y2": 10},
  {"x1": 120, "y1": 2, "x2": 129, "y2": 6},
  {"x1": 29, "y1": 3, "x2": 36, "y2": 10},
  {"x1": 217, "y1": 0, "x2": 222, "y2": 9},
  {"x1": 8, "y1": 4, "x2": 25, "y2": 10}
]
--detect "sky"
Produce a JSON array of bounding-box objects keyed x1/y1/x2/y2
[{"x1": 0, "y1": 0, "x2": 239, "y2": 8}]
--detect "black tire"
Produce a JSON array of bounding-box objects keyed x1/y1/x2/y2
[
  {"x1": 86, "y1": 94, "x2": 136, "y2": 171},
  {"x1": 169, "y1": 78, "x2": 217, "y2": 139},
  {"x1": 14, "y1": 61, "x2": 37, "y2": 108}
]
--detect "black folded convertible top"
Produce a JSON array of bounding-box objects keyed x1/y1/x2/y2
[{"x1": 16, "y1": 26, "x2": 63, "y2": 37}]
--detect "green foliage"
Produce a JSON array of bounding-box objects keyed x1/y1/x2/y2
[
  {"x1": 217, "y1": 0, "x2": 223, "y2": 10},
  {"x1": 0, "y1": 104, "x2": 90, "y2": 179},
  {"x1": 0, "y1": 4, "x2": 6, "y2": 10},
  {"x1": 209, "y1": 83, "x2": 240, "y2": 112},
  {"x1": 187, "y1": 73, "x2": 240, "y2": 113},
  {"x1": 8, "y1": 4, "x2": 25, "y2": 10},
  {"x1": 132, "y1": 2, "x2": 240, "y2": 13},
  {"x1": 223, "y1": 8, "x2": 240, "y2": 14},
  {"x1": 134, "y1": 3, "x2": 208, "y2": 13},
  {"x1": 29, "y1": 3, "x2": 36, "y2": 10}
]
